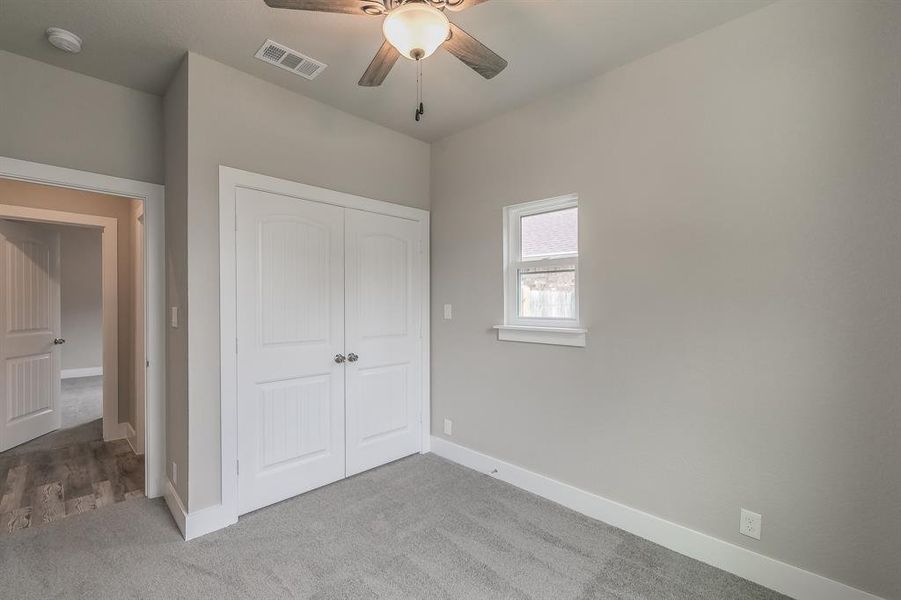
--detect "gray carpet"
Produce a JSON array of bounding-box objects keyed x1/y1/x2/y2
[
  {"x1": 61, "y1": 375, "x2": 103, "y2": 429},
  {"x1": 0, "y1": 454, "x2": 789, "y2": 600}
]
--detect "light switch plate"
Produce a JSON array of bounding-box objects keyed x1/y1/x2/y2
[
  {"x1": 170, "y1": 306, "x2": 178, "y2": 328},
  {"x1": 443, "y1": 304, "x2": 453, "y2": 320}
]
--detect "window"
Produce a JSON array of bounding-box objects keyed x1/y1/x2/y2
[{"x1": 496, "y1": 195, "x2": 586, "y2": 347}]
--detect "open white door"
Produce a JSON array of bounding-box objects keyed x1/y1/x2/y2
[
  {"x1": 344, "y1": 209, "x2": 422, "y2": 476},
  {"x1": 236, "y1": 189, "x2": 346, "y2": 515},
  {"x1": 0, "y1": 219, "x2": 62, "y2": 452}
]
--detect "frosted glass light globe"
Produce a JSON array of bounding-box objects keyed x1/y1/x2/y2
[{"x1": 383, "y1": 3, "x2": 450, "y2": 60}]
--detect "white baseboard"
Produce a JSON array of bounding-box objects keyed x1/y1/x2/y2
[
  {"x1": 61, "y1": 367, "x2": 103, "y2": 379},
  {"x1": 122, "y1": 423, "x2": 141, "y2": 455},
  {"x1": 105, "y1": 421, "x2": 132, "y2": 444},
  {"x1": 430, "y1": 436, "x2": 883, "y2": 600},
  {"x1": 163, "y1": 479, "x2": 237, "y2": 541},
  {"x1": 163, "y1": 479, "x2": 187, "y2": 537}
]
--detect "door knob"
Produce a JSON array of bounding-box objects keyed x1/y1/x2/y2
[
  {"x1": 347, "y1": 353, "x2": 359, "y2": 363},
  {"x1": 53, "y1": 338, "x2": 66, "y2": 345},
  {"x1": 334, "y1": 353, "x2": 346, "y2": 364}
]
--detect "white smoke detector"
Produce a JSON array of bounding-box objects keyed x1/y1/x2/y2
[{"x1": 46, "y1": 28, "x2": 83, "y2": 54}]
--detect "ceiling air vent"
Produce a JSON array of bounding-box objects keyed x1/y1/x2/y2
[{"x1": 255, "y1": 39, "x2": 327, "y2": 80}]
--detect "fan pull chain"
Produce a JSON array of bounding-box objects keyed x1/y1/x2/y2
[{"x1": 415, "y1": 59, "x2": 424, "y2": 122}]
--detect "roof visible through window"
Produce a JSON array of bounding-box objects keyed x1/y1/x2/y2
[{"x1": 521, "y1": 207, "x2": 578, "y2": 259}]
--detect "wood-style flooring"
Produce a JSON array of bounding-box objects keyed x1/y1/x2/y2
[{"x1": 0, "y1": 419, "x2": 143, "y2": 534}]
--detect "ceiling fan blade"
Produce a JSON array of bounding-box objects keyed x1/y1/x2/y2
[
  {"x1": 358, "y1": 40, "x2": 401, "y2": 86},
  {"x1": 263, "y1": 0, "x2": 386, "y2": 16},
  {"x1": 443, "y1": 22, "x2": 507, "y2": 80},
  {"x1": 444, "y1": 0, "x2": 490, "y2": 12}
]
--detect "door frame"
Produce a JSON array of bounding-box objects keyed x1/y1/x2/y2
[
  {"x1": 0, "y1": 156, "x2": 166, "y2": 499},
  {"x1": 219, "y1": 166, "x2": 430, "y2": 530},
  {"x1": 0, "y1": 205, "x2": 120, "y2": 443}
]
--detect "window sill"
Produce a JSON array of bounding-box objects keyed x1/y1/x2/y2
[{"x1": 493, "y1": 325, "x2": 587, "y2": 347}]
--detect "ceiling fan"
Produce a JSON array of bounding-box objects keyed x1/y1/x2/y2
[{"x1": 262, "y1": 0, "x2": 508, "y2": 88}]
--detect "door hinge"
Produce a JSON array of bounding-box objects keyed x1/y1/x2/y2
[
  {"x1": 235, "y1": 337, "x2": 238, "y2": 354},
  {"x1": 146, "y1": 360, "x2": 150, "y2": 368},
  {"x1": 236, "y1": 460, "x2": 240, "y2": 475}
]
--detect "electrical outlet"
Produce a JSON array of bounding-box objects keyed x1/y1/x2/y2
[
  {"x1": 443, "y1": 304, "x2": 453, "y2": 320},
  {"x1": 740, "y1": 508, "x2": 762, "y2": 540},
  {"x1": 171, "y1": 461, "x2": 178, "y2": 486},
  {"x1": 444, "y1": 418, "x2": 453, "y2": 436},
  {"x1": 170, "y1": 306, "x2": 179, "y2": 328}
]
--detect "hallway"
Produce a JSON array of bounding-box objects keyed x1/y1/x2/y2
[{"x1": 60, "y1": 375, "x2": 103, "y2": 430}]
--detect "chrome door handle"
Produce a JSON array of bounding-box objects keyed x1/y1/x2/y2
[
  {"x1": 334, "y1": 354, "x2": 346, "y2": 364},
  {"x1": 347, "y1": 353, "x2": 358, "y2": 363},
  {"x1": 53, "y1": 338, "x2": 66, "y2": 345}
]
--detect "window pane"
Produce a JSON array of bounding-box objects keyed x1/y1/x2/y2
[
  {"x1": 521, "y1": 207, "x2": 578, "y2": 259},
  {"x1": 518, "y1": 266, "x2": 576, "y2": 319}
]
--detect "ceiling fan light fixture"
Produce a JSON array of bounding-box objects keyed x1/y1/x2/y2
[{"x1": 382, "y1": 3, "x2": 450, "y2": 61}]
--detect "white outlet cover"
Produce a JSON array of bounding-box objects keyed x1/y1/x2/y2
[
  {"x1": 443, "y1": 304, "x2": 453, "y2": 320},
  {"x1": 740, "y1": 508, "x2": 762, "y2": 540},
  {"x1": 444, "y1": 418, "x2": 453, "y2": 436}
]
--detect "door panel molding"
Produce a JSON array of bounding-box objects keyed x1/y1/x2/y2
[
  {"x1": 235, "y1": 189, "x2": 346, "y2": 516},
  {"x1": 0, "y1": 220, "x2": 61, "y2": 451},
  {"x1": 344, "y1": 209, "x2": 422, "y2": 476},
  {"x1": 219, "y1": 166, "x2": 430, "y2": 537}
]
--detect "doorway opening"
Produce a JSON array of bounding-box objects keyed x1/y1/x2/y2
[{"x1": 0, "y1": 179, "x2": 147, "y2": 532}]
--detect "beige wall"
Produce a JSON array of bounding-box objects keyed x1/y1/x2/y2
[
  {"x1": 4, "y1": 5, "x2": 895, "y2": 595},
  {"x1": 0, "y1": 179, "x2": 143, "y2": 428},
  {"x1": 170, "y1": 53, "x2": 430, "y2": 511},
  {"x1": 163, "y1": 57, "x2": 190, "y2": 504},
  {"x1": 0, "y1": 50, "x2": 163, "y2": 185},
  {"x1": 429, "y1": 2, "x2": 901, "y2": 598},
  {"x1": 58, "y1": 226, "x2": 103, "y2": 371}
]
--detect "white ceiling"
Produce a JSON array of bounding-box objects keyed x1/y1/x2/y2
[{"x1": 0, "y1": 0, "x2": 773, "y2": 142}]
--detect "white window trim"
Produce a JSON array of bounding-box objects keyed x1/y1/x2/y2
[{"x1": 499, "y1": 193, "x2": 586, "y2": 347}]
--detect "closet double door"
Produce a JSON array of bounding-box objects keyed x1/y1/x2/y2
[{"x1": 236, "y1": 188, "x2": 422, "y2": 515}]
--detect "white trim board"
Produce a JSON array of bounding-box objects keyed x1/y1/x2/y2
[
  {"x1": 216, "y1": 165, "x2": 430, "y2": 538},
  {"x1": 122, "y1": 422, "x2": 139, "y2": 456},
  {"x1": 430, "y1": 437, "x2": 885, "y2": 600},
  {"x1": 0, "y1": 156, "x2": 166, "y2": 500},
  {"x1": 61, "y1": 367, "x2": 103, "y2": 379},
  {"x1": 163, "y1": 479, "x2": 187, "y2": 537},
  {"x1": 494, "y1": 325, "x2": 587, "y2": 347},
  {"x1": 163, "y1": 480, "x2": 235, "y2": 541}
]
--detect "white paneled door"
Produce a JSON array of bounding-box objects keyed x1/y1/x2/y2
[
  {"x1": 236, "y1": 189, "x2": 346, "y2": 515},
  {"x1": 344, "y1": 209, "x2": 422, "y2": 476},
  {"x1": 0, "y1": 220, "x2": 62, "y2": 452},
  {"x1": 235, "y1": 189, "x2": 423, "y2": 515}
]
